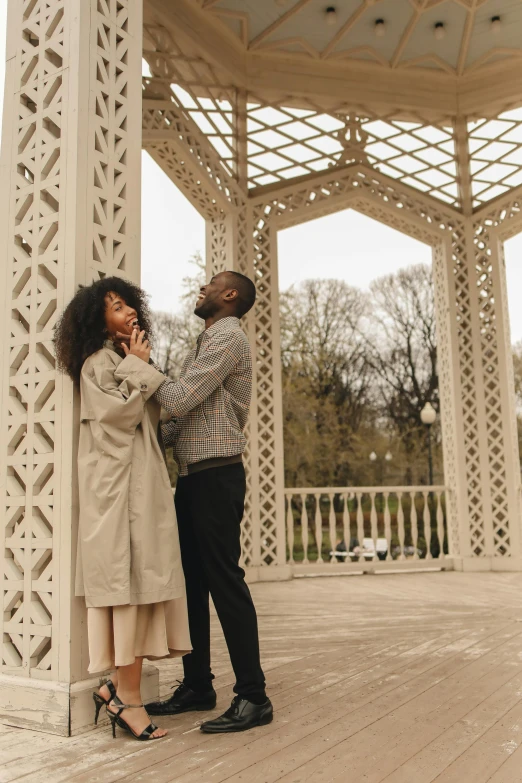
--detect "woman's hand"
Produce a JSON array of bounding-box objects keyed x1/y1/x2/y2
[{"x1": 121, "y1": 329, "x2": 151, "y2": 363}]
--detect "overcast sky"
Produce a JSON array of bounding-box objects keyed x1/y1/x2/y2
[{"x1": 2, "y1": 9, "x2": 522, "y2": 341}]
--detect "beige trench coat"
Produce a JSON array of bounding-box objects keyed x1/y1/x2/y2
[{"x1": 75, "y1": 346, "x2": 185, "y2": 609}]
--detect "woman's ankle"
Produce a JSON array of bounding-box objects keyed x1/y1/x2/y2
[{"x1": 116, "y1": 688, "x2": 143, "y2": 706}]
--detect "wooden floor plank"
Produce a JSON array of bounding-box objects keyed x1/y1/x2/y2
[
  {"x1": 8, "y1": 633, "x2": 461, "y2": 783},
  {"x1": 3, "y1": 573, "x2": 522, "y2": 783},
  {"x1": 178, "y1": 630, "x2": 522, "y2": 783},
  {"x1": 433, "y1": 700, "x2": 522, "y2": 783},
  {"x1": 485, "y1": 744, "x2": 522, "y2": 783},
  {"x1": 71, "y1": 625, "x2": 521, "y2": 783},
  {"x1": 274, "y1": 640, "x2": 522, "y2": 783},
  {"x1": 10, "y1": 638, "x2": 441, "y2": 783}
]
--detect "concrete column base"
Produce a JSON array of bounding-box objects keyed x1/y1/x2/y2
[
  {"x1": 0, "y1": 664, "x2": 159, "y2": 737},
  {"x1": 245, "y1": 565, "x2": 293, "y2": 583},
  {"x1": 449, "y1": 556, "x2": 522, "y2": 572}
]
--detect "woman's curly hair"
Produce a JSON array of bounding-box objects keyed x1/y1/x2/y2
[{"x1": 54, "y1": 276, "x2": 153, "y2": 386}]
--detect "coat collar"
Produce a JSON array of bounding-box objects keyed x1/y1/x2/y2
[{"x1": 199, "y1": 316, "x2": 240, "y2": 341}]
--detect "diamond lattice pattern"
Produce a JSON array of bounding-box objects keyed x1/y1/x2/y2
[
  {"x1": 143, "y1": 25, "x2": 237, "y2": 179},
  {"x1": 469, "y1": 108, "x2": 522, "y2": 207},
  {"x1": 245, "y1": 102, "x2": 458, "y2": 206}
]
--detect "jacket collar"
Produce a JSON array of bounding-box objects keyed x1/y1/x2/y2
[{"x1": 199, "y1": 316, "x2": 240, "y2": 340}]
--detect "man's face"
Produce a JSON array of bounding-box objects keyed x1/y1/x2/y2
[{"x1": 194, "y1": 273, "x2": 231, "y2": 319}]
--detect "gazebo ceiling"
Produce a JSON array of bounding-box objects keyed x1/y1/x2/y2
[
  {"x1": 143, "y1": 0, "x2": 522, "y2": 210},
  {"x1": 147, "y1": 0, "x2": 522, "y2": 117},
  {"x1": 200, "y1": 0, "x2": 522, "y2": 77}
]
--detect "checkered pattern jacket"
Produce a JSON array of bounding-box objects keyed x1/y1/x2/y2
[{"x1": 154, "y1": 317, "x2": 251, "y2": 475}]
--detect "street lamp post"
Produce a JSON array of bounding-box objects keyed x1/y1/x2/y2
[
  {"x1": 369, "y1": 450, "x2": 393, "y2": 511},
  {"x1": 420, "y1": 402, "x2": 437, "y2": 486},
  {"x1": 420, "y1": 401, "x2": 437, "y2": 558}
]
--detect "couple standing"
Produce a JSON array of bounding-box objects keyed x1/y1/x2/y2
[{"x1": 55, "y1": 271, "x2": 272, "y2": 741}]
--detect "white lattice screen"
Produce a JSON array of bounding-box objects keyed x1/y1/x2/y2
[
  {"x1": 1, "y1": 0, "x2": 141, "y2": 680},
  {"x1": 137, "y1": 20, "x2": 522, "y2": 569},
  {"x1": 245, "y1": 101, "x2": 459, "y2": 206},
  {"x1": 142, "y1": 24, "x2": 238, "y2": 179},
  {"x1": 469, "y1": 108, "x2": 522, "y2": 207}
]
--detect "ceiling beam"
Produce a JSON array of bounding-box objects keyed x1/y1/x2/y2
[
  {"x1": 144, "y1": 0, "x2": 522, "y2": 121},
  {"x1": 249, "y1": 0, "x2": 314, "y2": 50},
  {"x1": 145, "y1": 0, "x2": 246, "y2": 85},
  {"x1": 246, "y1": 52, "x2": 458, "y2": 118}
]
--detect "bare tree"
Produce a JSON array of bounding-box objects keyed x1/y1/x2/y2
[
  {"x1": 364, "y1": 264, "x2": 438, "y2": 434},
  {"x1": 280, "y1": 279, "x2": 375, "y2": 486},
  {"x1": 358, "y1": 263, "x2": 441, "y2": 483},
  {"x1": 151, "y1": 252, "x2": 206, "y2": 379}
]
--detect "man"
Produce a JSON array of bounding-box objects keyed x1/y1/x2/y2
[{"x1": 138, "y1": 270, "x2": 272, "y2": 733}]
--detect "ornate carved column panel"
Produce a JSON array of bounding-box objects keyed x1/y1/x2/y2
[
  {"x1": 204, "y1": 210, "x2": 267, "y2": 570},
  {"x1": 0, "y1": 0, "x2": 143, "y2": 734}
]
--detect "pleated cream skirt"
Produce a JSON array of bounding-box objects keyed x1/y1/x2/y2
[{"x1": 87, "y1": 596, "x2": 192, "y2": 674}]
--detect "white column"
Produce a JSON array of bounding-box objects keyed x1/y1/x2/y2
[
  {"x1": 0, "y1": 0, "x2": 146, "y2": 735},
  {"x1": 205, "y1": 210, "x2": 270, "y2": 574},
  {"x1": 445, "y1": 214, "x2": 522, "y2": 569}
]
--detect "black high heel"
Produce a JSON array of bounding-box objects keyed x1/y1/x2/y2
[
  {"x1": 107, "y1": 695, "x2": 164, "y2": 741},
  {"x1": 92, "y1": 679, "x2": 117, "y2": 726}
]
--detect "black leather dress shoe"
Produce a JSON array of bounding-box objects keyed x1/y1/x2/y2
[
  {"x1": 200, "y1": 696, "x2": 273, "y2": 733},
  {"x1": 147, "y1": 682, "x2": 217, "y2": 716}
]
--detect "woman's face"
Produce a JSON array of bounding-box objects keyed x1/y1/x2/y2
[{"x1": 104, "y1": 292, "x2": 139, "y2": 339}]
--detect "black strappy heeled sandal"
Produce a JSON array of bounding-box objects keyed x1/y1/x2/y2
[
  {"x1": 107, "y1": 695, "x2": 164, "y2": 741},
  {"x1": 92, "y1": 679, "x2": 117, "y2": 726}
]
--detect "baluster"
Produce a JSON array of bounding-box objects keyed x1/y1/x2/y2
[
  {"x1": 370, "y1": 491, "x2": 378, "y2": 561},
  {"x1": 410, "y1": 491, "x2": 419, "y2": 560},
  {"x1": 342, "y1": 492, "x2": 350, "y2": 562},
  {"x1": 286, "y1": 494, "x2": 295, "y2": 564},
  {"x1": 315, "y1": 493, "x2": 324, "y2": 563},
  {"x1": 436, "y1": 491, "x2": 445, "y2": 560},
  {"x1": 301, "y1": 493, "x2": 309, "y2": 564},
  {"x1": 397, "y1": 492, "x2": 405, "y2": 560},
  {"x1": 423, "y1": 491, "x2": 432, "y2": 560},
  {"x1": 356, "y1": 492, "x2": 364, "y2": 553},
  {"x1": 383, "y1": 492, "x2": 392, "y2": 561},
  {"x1": 329, "y1": 493, "x2": 337, "y2": 564}
]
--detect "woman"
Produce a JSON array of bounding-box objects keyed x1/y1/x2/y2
[{"x1": 54, "y1": 277, "x2": 191, "y2": 741}]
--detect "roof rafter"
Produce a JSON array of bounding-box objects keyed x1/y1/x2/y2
[
  {"x1": 249, "y1": 0, "x2": 314, "y2": 50},
  {"x1": 321, "y1": 1, "x2": 367, "y2": 60},
  {"x1": 457, "y1": 7, "x2": 475, "y2": 76},
  {"x1": 391, "y1": 6, "x2": 422, "y2": 69}
]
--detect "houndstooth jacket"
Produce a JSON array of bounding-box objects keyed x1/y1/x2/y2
[{"x1": 154, "y1": 317, "x2": 251, "y2": 476}]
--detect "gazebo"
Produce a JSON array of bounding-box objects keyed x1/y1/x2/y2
[{"x1": 2, "y1": 0, "x2": 522, "y2": 735}]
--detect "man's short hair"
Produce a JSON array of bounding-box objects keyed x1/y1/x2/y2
[{"x1": 225, "y1": 271, "x2": 256, "y2": 318}]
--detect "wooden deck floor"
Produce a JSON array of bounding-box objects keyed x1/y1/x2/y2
[{"x1": 4, "y1": 571, "x2": 522, "y2": 782}]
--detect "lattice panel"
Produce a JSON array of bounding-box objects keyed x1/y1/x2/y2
[
  {"x1": 452, "y1": 222, "x2": 487, "y2": 556},
  {"x1": 207, "y1": 218, "x2": 229, "y2": 274},
  {"x1": 1, "y1": 0, "x2": 65, "y2": 677},
  {"x1": 205, "y1": 212, "x2": 257, "y2": 566},
  {"x1": 1, "y1": 0, "x2": 140, "y2": 680},
  {"x1": 473, "y1": 188, "x2": 522, "y2": 557},
  {"x1": 249, "y1": 165, "x2": 500, "y2": 560},
  {"x1": 472, "y1": 221, "x2": 509, "y2": 555},
  {"x1": 431, "y1": 242, "x2": 460, "y2": 555},
  {"x1": 244, "y1": 101, "x2": 459, "y2": 206},
  {"x1": 88, "y1": 0, "x2": 135, "y2": 279},
  {"x1": 250, "y1": 209, "x2": 280, "y2": 566},
  {"x1": 235, "y1": 208, "x2": 255, "y2": 566},
  {"x1": 143, "y1": 25, "x2": 237, "y2": 178},
  {"x1": 469, "y1": 108, "x2": 522, "y2": 207},
  {"x1": 142, "y1": 92, "x2": 244, "y2": 214}
]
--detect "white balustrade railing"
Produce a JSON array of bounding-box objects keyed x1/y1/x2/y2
[{"x1": 285, "y1": 486, "x2": 447, "y2": 567}]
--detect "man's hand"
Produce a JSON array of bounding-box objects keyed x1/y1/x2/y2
[{"x1": 121, "y1": 329, "x2": 151, "y2": 363}]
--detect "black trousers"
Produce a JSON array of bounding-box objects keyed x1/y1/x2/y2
[{"x1": 175, "y1": 463, "x2": 266, "y2": 701}]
